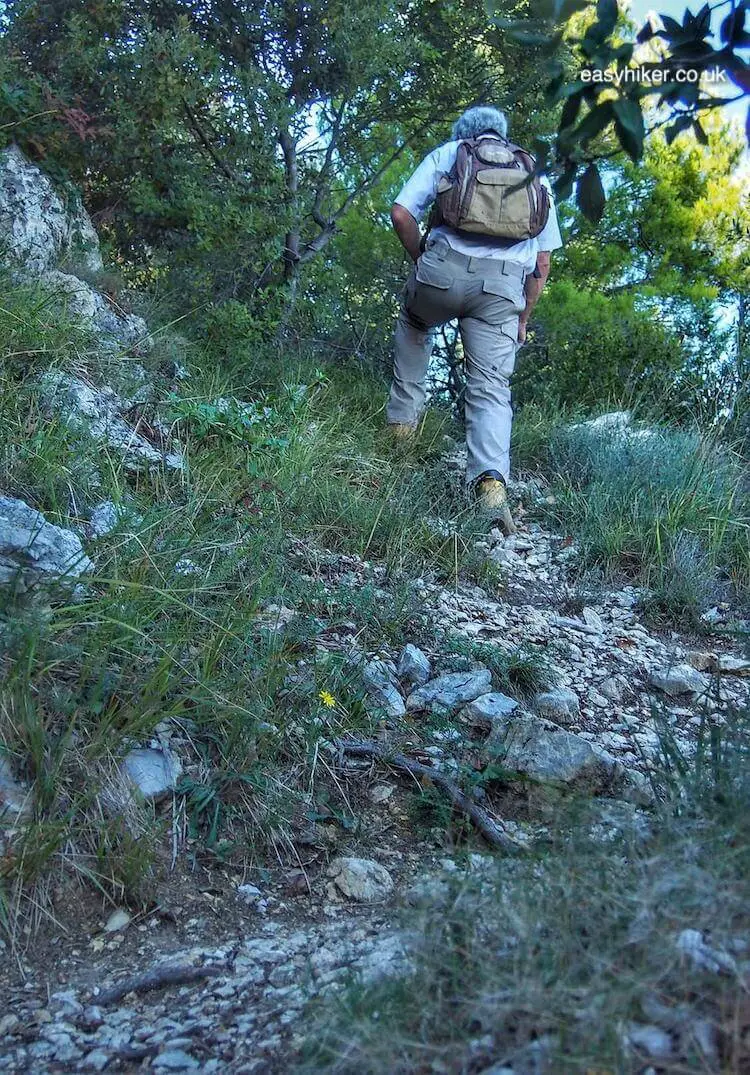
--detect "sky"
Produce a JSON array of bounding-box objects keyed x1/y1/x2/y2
[{"x1": 624, "y1": 0, "x2": 749, "y2": 136}]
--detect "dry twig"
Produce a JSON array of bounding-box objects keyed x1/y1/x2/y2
[{"x1": 333, "y1": 738, "x2": 522, "y2": 854}]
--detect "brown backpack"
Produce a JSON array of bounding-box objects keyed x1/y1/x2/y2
[{"x1": 430, "y1": 136, "x2": 550, "y2": 242}]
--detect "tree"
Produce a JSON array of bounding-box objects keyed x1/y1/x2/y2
[
  {"x1": 1, "y1": 0, "x2": 555, "y2": 327},
  {"x1": 489, "y1": 0, "x2": 749, "y2": 220}
]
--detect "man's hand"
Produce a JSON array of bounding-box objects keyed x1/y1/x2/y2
[{"x1": 521, "y1": 251, "x2": 551, "y2": 332}]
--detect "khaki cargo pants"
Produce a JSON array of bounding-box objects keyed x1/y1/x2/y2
[{"x1": 387, "y1": 235, "x2": 526, "y2": 484}]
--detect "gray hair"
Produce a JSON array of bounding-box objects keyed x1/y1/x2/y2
[{"x1": 451, "y1": 106, "x2": 508, "y2": 141}]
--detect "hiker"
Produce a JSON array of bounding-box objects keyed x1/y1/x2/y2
[{"x1": 387, "y1": 105, "x2": 562, "y2": 535}]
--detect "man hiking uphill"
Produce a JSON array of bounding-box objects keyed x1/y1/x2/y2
[{"x1": 387, "y1": 105, "x2": 562, "y2": 535}]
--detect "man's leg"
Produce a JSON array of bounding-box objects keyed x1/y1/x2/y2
[
  {"x1": 459, "y1": 310, "x2": 519, "y2": 486},
  {"x1": 386, "y1": 303, "x2": 434, "y2": 430}
]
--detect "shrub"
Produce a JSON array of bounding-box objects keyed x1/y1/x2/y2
[{"x1": 516, "y1": 280, "x2": 688, "y2": 411}]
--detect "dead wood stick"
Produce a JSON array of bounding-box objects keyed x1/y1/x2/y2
[
  {"x1": 333, "y1": 738, "x2": 522, "y2": 854},
  {"x1": 96, "y1": 961, "x2": 230, "y2": 1006}
]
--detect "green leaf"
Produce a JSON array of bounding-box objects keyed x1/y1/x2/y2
[
  {"x1": 721, "y1": 4, "x2": 747, "y2": 44},
  {"x1": 573, "y1": 100, "x2": 614, "y2": 145},
  {"x1": 596, "y1": 0, "x2": 618, "y2": 34},
  {"x1": 577, "y1": 162, "x2": 606, "y2": 223},
  {"x1": 636, "y1": 20, "x2": 655, "y2": 43},
  {"x1": 661, "y1": 14, "x2": 684, "y2": 36},
  {"x1": 692, "y1": 118, "x2": 709, "y2": 145},
  {"x1": 612, "y1": 96, "x2": 645, "y2": 160},
  {"x1": 560, "y1": 91, "x2": 583, "y2": 131},
  {"x1": 694, "y1": 3, "x2": 711, "y2": 34},
  {"x1": 554, "y1": 162, "x2": 578, "y2": 201},
  {"x1": 558, "y1": 0, "x2": 592, "y2": 18}
]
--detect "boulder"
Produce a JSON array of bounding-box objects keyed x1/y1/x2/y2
[
  {"x1": 0, "y1": 146, "x2": 150, "y2": 353},
  {"x1": 120, "y1": 747, "x2": 182, "y2": 803},
  {"x1": 688, "y1": 652, "x2": 750, "y2": 677},
  {"x1": 486, "y1": 710, "x2": 645, "y2": 800},
  {"x1": 532, "y1": 687, "x2": 580, "y2": 725},
  {"x1": 648, "y1": 664, "x2": 708, "y2": 697},
  {"x1": 41, "y1": 269, "x2": 149, "y2": 353},
  {"x1": 0, "y1": 145, "x2": 102, "y2": 275},
  {"x1": 396, "y1": 643, "x2": 431, "y2": 686},
  {"x1": 327, "y1": 857, "x2": 394, "y2": 902},
  {"x1": 362, "y1": 659, "x2": 405, "y2": 719},
  {"x1": 38, "y1": 370, "x2": 183, "y2": 472},
  {"x1": 406, "y1": 669, "x2": 492, "y2": 715},
  {"x1": 459, "y1": 692, "x2": 519, "y2": 727},
  {"x1": 569, "y1": 411, "x2": 657, "y2": 446},
  {"x1": 714, "y1": 655, "x2": 750, "y2": 676},
  {"x1": 0, "y1": 496, "x2": 93, "y2": 595}
]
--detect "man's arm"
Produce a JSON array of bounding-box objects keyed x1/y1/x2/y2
[
  {"x1": 391, "y1": 203, "x2": 422, "y2": 264},
  {"x1": 518, "y1": 251, "x2": 551, "y2": 343}
]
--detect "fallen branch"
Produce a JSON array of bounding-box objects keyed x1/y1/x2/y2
[
  {"x1": 96, "y1": 961, "x2": 231, "y2": 1006},
  {"x1": 333, "y1": 738, "x2": 522, "y2": 854}
]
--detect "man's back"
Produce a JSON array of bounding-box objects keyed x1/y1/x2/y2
[{"x1": 394, "y1": 136, "x2": 562, "y2": 270}]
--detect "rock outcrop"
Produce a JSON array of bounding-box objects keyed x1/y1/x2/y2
[
  {"x1": 0, "y1": 145, "x2": 148, "y2": 352},
  {"x1": 38, "y1": 370, "x2": 182, "y2": 472}
]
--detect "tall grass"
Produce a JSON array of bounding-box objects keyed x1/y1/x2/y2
[
  {"x1": 513, "y1": 405, "x2": 750, "y2": 623},
  {"x1": 0, "y1": 277, "x2": 501, "y2": 938}
]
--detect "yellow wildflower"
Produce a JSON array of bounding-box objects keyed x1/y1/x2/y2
[{"x1": 318, "y1": 690, "x2": 336, "y2": 708}]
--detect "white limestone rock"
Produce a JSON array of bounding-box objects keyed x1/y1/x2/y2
[
  {"x1": 327, "y1": 857, "x2": 394, "y2": 903},
  {"x1": 0, "y1": 144, "x2": 102, "y2": 275},
  {"x1": 38, "y1": 370, "x2": 183, "y2": 472},
  {"x1": 648, "y1": 664, "x2": 709, "y2": 697},
  {"x1": 532, "y1": 687, "x2": 581, "y2": 725},
  {"x1": 406, "y1": 669, "x2": 492, "y2": 715},
  {"x1": 396, "y1": 643, "x2": 431, "y2": 686},
  {"x1": 0, "y1": 495, "x2": 93, "y2": 595},
  {"x1": 459, "y1": 692, "x2": 519, "y2": 727},
  {"x1": 120, "y1": 747, "x2": 182, "y2": 803},
  {"x1": 362, "y1": 659, "x2": 406, "y2": 719}
]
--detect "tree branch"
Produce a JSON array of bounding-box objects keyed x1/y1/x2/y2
[
  {"x1": 181, "y1": 98, "x2": 237, "y2": 183},
  {"x1": 333, "y1": 738, "x2": 523, "y2": 853}
]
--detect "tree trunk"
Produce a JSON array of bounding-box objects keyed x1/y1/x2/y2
[{"x1": 277, "y1": 126, "x2": 301, "y2": 337}]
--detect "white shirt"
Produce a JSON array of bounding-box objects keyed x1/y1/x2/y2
[{"x1": 395, "y1": 137, "x2": 563, "y2": 272}]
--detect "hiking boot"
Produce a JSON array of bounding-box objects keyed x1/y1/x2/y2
[
  {"x1": 388, "y1": 423, "x2": 416, "y2": 440},
  {"x1": 474, "y1": 472, "x2": 517, "y2": 536}
]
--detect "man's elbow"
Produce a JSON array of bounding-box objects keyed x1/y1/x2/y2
[{"x1": 391, "y1": 203, "x2": 414, "y2": 230}]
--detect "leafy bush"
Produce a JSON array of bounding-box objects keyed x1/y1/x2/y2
[{"x1": 516, "y1": 280, "x2": 688, "y2": 411}]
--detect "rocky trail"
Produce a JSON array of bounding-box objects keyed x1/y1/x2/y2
[
  {"x1": 2, "y1": 478, "x2": 749, "y2": 1074},
  {"x1": 1, "y1": 144, "x2": 749, "y2": 1075}
]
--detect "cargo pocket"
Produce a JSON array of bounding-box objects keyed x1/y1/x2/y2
[
  {"x1": 481, "y1": 276, "x2": 524, "y2": 306},
  {"x1": 415, "y1": 258, "x2": 452, "y2": 290},
  {"x1": 406, "y1": 255, "x2": 454, "y2": 329},
  {"x1": 500, "y1": 315, "x2": 520, "y2": 345}
]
